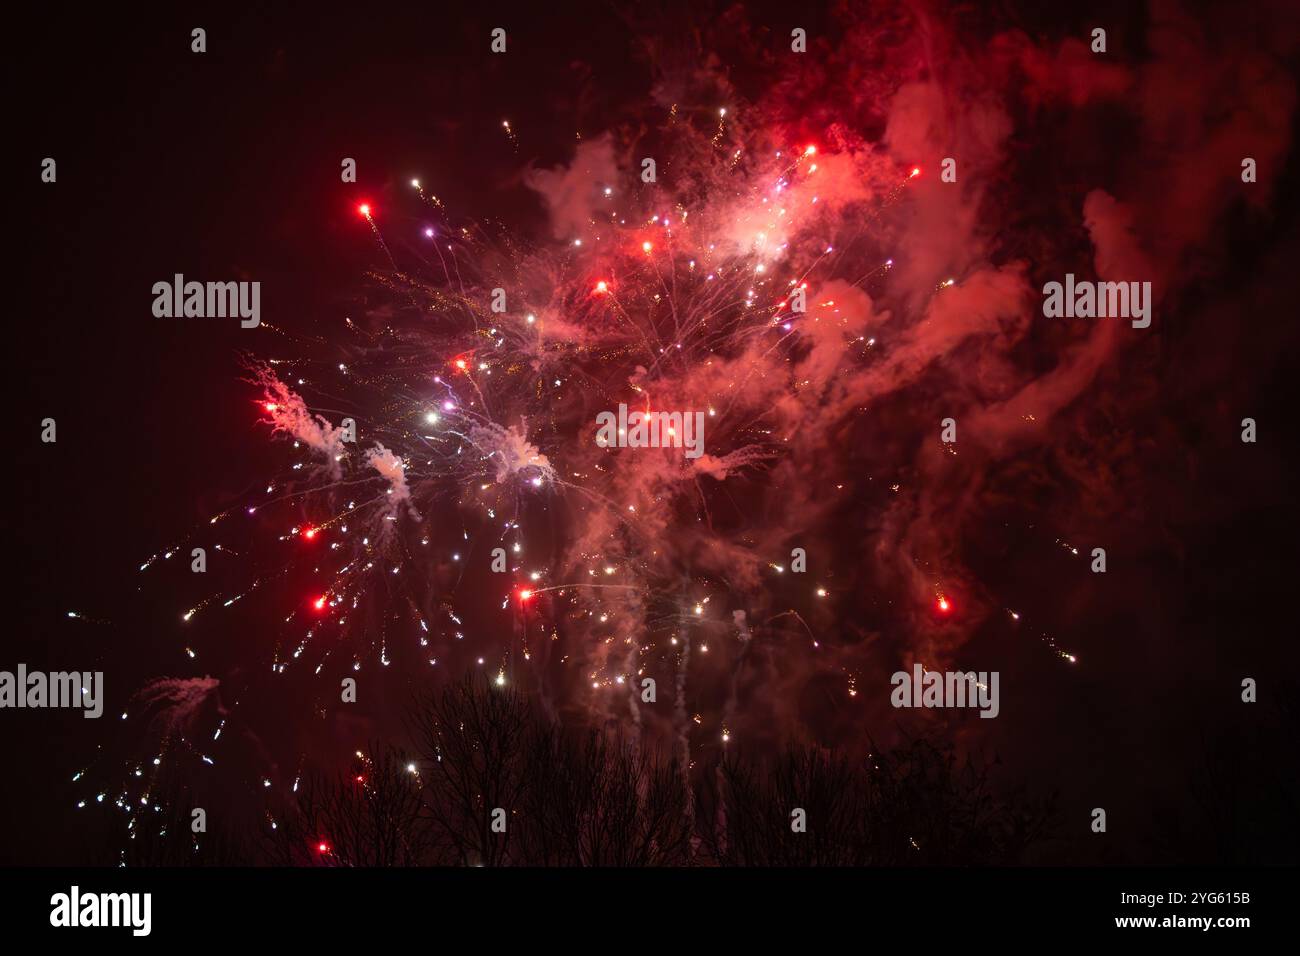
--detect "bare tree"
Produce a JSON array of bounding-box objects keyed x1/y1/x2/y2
[
  {"x1": 517, "y1": 726, "x2": 693, "y2": 865},
  {"x1": 408, "y1": 676, "x2": 531, "y2": 865},
  {"x1": 269, "y1": 744, "x2": 432, "y2": 866},
  {"x1": 99, "y1": 775, "x2": 255, "y2": 867},
  {"x1": 406, "y1": 676, "x2": 694, "y2": 865},
  {"x1": 698, "y1": 737, "x2": 1053, "y2": 865}
]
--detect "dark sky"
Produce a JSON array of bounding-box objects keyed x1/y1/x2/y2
[
  {"x1": 7, "y1": 2, "x2": 660, "y2": 864},
  {"x1": 6, "y1": 2, "x2": 1300, "y2": 866}
]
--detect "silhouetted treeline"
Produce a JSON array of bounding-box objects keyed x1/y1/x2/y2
[
  {"x1": 85, "y1": 675, "x2": 1061, "y2": 866},
  {"x1": 251, "y1": 677, "x2": 1051, "y2": 865},
  {"x1": 96, "y1": 674, "x2": 1300, "y2": 866}
]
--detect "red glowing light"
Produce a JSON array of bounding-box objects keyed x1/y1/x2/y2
[
  {"x1": 595, "y1": 280, "x2": 609, "y2": 294},
  {"x1": 303, "y1": 527, "x2": 317, "y2": 540},
  {"x1": 264, "y1": 402, "x2": 278, "y2": 412},
  {"x1": 936, "y1": 596, "x2": 951, "y2": 613},
  {"x1": 519, "y1": 589, "x2": 533, "y2": 601},
  {"x1": 910, "y1": 167, "x2": 921, "y2": 178},
  {"x1": 317, "y1": 842, "x2": 330, "y2": 853},
  {"x1": 358, "y1": 203, "x2": 372, "y2": 217},
  {"x1": 313, "y1": 595, "x2": 327, "y2": 611}
]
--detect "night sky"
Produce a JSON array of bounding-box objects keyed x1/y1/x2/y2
[{"x1": 5, "y1": 1, "x2": 1300, "y2": 867}]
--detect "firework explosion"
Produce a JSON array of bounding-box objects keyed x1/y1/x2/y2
[
  {"x1": 43, "y1": 2, "x2": 1297, "y2": 867},
  {"x1": 134, "y1": 112, "x2": 917, "y2": 772}
]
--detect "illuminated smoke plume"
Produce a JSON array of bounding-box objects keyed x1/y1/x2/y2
[
  {"x1": 365, "y1": 443, "x2": 414, "y2": 516},
  {"x1": 253, "y1": 366, "x2": 347, "y2": 479},
  {"x1": 467, "y1": 422, "x2": 555, "y2": 486},
  {"x1": 130, "y1": 677, "x2": 224, "y2": 743}
]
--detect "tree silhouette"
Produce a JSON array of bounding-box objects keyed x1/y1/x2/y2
[
  {"x1": 270, "y1": 744, "x2": 432, "y2": 866},
  {"x1": 516, "y1": 725, "x2": 693, "y2": 865},
  {"x1": 111, "y1": 676, "x2": 1054, "y2": 866},
  {"x1": 697, "y1": 737, "x2": 1053, "y2": 865},
  {"x1": 408, "y1": 677, "x2": 532, "y2": 866}
]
